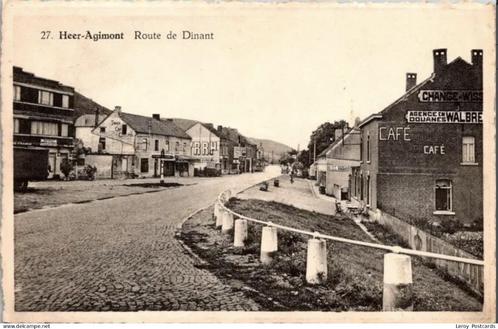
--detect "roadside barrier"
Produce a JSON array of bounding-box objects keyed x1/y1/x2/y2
[{"x1": 215, "y1": 189, "x2": 484, "y2": 311}]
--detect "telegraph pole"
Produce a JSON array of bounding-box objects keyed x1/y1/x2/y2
[{"x1": 313, "y1": 139, "x2": 316, "y2": 162}]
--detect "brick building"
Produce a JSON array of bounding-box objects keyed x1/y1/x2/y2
[
  {"x1": 13, "y1": 66, "x2": 75, "y2": 178},
  {"x1": 351, "y1": 49, "x2": 483, "y2": 227}
]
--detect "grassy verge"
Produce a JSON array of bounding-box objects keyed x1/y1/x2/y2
[
  {"x1": 14, "y1": 183, "x2": 184, "y2": 213},
  {"x1": 180, "y1": 198, "x2": 483, "y2": 311}
]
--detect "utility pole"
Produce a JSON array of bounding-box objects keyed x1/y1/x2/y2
[{"x1": 314, "y1": 140, "x2": 317, "y2": 162}]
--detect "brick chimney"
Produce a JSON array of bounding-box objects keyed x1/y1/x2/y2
[
  {"x1": 335, "y1": 128, "x2": 343, "y2": 141},
  {"x1": 217, "y1": 125, "x2": 223, "y2": 132},
  {"x1": 152, "y1": 114, "x2": 160, "y2": 120},
  {"x1": 406, "y1": 73, "x2": 417, "y2": 91},
  {"x1": 94, "y1": 108, "x2": 100, "y2": 128},
  {"x1": 114, "y1": 105, "x2": 122, "y2": 113},
  {"x1": 471, "y1": 49, "x2": 483, "y2": 71},
  {"x1": 433, "y1": 48, "x2": 447, "y2": 73}
]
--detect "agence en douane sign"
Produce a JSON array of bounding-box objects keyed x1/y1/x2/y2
[{"x1": 405, "y1": 111, "x2": 482, "y2": 124}]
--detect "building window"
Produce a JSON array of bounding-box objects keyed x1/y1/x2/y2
[
  {"x1": 141, "y1": 138, "x2": 148, "y2": 151},
  {"x1": 31, "y1": 121, "x2": 58, "y2": 136},
  {"x1": 14, "y1": 119, "x2": 19, "y2": 133},
  {"x1": 99, "y1": 137, "x2": 106, "y2": 150},
  {"x1": 60, "y1": 124, "x2": 69, "y2": 137},
  {"x1": 202, "y1": 142, "x2": 209, "y2": 155},
  {"x1": 121, "y1": 124, "x2": 127, "y2": 135},
  {"x1": 165, "y1": 140, "x2": 170, "y2": 152},
  {"x1": 435, "y1": 179, "x2": 452, "y2": 211},
  {"x1": 462, "y1": 136, "x2": 475, "y2": 163},
  {"x1": 154, "y1": 139, "x2": 159, "y2": 151},
  {"x1": 183, "y1": 142, "x2": 187, "y2": 153},
  {"x1": 366, "y1": 135, "x2": 371, "y2": 162},
  {"x1": 38, "y1": 90, "x2": 53, "y2": 106},
  {"x1": 62, "y1": 95, "x2": 69, "y2": 108},
  {"x1": 140, "y1": 158, "x2": 149, "y2": 173},
  {"x1": 175, "y1": 141, "x2": 180, "y2": 152},
  {"x1": 14, "y1": 86, "x2": 21, "y2": 101},
  {"x1": 366, "y1": 175, "x2": 370, "y2": 205},
  {"x1": 100, "y1": 127, "x2": 106, "y2": 133}
]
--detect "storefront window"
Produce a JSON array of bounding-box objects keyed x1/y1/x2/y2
[
  {"x1": 14, "y1": 119, "x2": 19, "y2": 133},
  {"x1": 435, "y1": 179, "x2": 452, "y2": 211}
]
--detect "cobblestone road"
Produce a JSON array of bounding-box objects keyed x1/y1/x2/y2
[{"x1": 14, "y1": 167, "x2": 280, "y2": 311}]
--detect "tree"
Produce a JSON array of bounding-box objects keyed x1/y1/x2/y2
[
  {"x1": 297, "y1": 149, "x2": 311, "y2": 168},
  {"x1": 60, "y1": 158, "x2": 73, "y2": 180}
]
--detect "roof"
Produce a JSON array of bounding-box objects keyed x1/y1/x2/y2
[
  {"x1": 358, "y1": 55, "x2": 475, "y2": 128},
  {"x1": 166, "y1": 118, "x2": 200, "y2": 131},
  {"x1": 13, "y1": 66, "x2": 74, "y2": 94},
  {"x1": 73, "y1": 91, "x2": 112, "y2": 120},
  {"x1": 317, "y1": 128, "x2": 360, "y2": 158},
  {"x1": 120, "y1": 112, "x2": 191, "y2": 139},
  {"x1": 238, "y1": 134, "x2": 257, "y2": 147},
  {"x1": 218, "y1": 127, "x2": 240, "y2": 143},
  {"x1": 74, "y1": 114, "x2": 108, "y2": 127}
]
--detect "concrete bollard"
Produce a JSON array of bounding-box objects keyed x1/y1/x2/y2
[
  {"x1": 233, "y1": 219, "x2": 248, "y2": 247},
  {"x1": 306, "y1": 238, "x2": 328, "y2": 284},
  {"x1": 225, "y1": 190, "x2": 232, "y2": 201},
  {"x1": 383, "y1": 253, "x2": 414, "y2": 311},
  {"x1": 221, "y1": 211, "x2": 234, "y2": 234},
  {"x1": 213, "y1": 202, "x2": 219, "y2": 220},
  {"x1": 215, "y1": 204, "x2": 223, "y2": 228},
  {"x1": 260, "y1": 226, "x2": 278, "y2": 265}
]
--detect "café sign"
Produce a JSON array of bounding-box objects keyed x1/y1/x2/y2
[
  {"x1": 405, "y1": 111, "x2": 482, "y2": 124},
  {"x1": 418, "y1": 90, "x2": 482, "y2": 103}
]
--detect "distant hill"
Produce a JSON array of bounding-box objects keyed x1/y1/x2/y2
[
  {"x1": 248, "y1": 137, "x2": 294, "y2": 163},
  {"x1": 73, "y1": 91, "x2": 112, "y2": 120}
]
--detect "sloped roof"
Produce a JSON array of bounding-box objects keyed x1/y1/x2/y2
[
  {"x1": 238, "y1": 134, "x2": 257, "y2": 147},
  {"x1": 73, "y1": 91, "x2": 112, "y2": 120},
  {"x1": 75, "y1": 114, "x2": 108, "y2": 127},
  {"x1": 218, "y1": 127, "x2": 239, "y2": 143},
  {"x1": 317, "y1": 128, "x2": 360, "y2": 158},
  {"x1": 359, "y1": 56, "x2": 475, "y2": 128},
  {"x1": 120, "y1": 112, "x2": 191, "y2": 139},
  {"x1": 166, "y1": 118, "x2": 200, "y2": 131}
]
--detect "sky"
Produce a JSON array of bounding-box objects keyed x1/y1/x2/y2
[{"x1": 9, "y1": 3, "x2": 494, "y2": 150}]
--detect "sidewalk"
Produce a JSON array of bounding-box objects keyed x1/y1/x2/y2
[{"x1": 237, "y1": 175, "x2": 336, "y2": 216}]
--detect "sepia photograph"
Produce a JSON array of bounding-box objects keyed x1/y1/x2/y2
[{"x1": 1, "y1": 1, "x2": 495, "y2": 323}]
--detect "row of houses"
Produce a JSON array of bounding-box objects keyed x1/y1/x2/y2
[
  {"x1": 311, "y1": 48, "x2": 483, "y2": 227},
  {"x1": 13, "y1": 66, "x2": 264, "y2": 179}
]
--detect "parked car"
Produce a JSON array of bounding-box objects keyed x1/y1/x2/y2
[{"x1": 14, "y1": 147, "x2": 49, "y2": 192}]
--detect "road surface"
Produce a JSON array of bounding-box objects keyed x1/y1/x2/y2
[{"x1": 14, "y1": 167, "x2": 280, "y2": 311}]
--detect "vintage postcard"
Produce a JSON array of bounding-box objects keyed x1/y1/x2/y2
[{"x1": 1, "y1": 1, "x2": 496, "y2": 324}]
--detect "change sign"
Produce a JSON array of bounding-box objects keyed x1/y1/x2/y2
[
  {"x1": 418, "y1": 90, "x2": 482, "y2": 102},
  {"x1": 405, "y1": 111, "x2": 482, "y2": 124}
]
